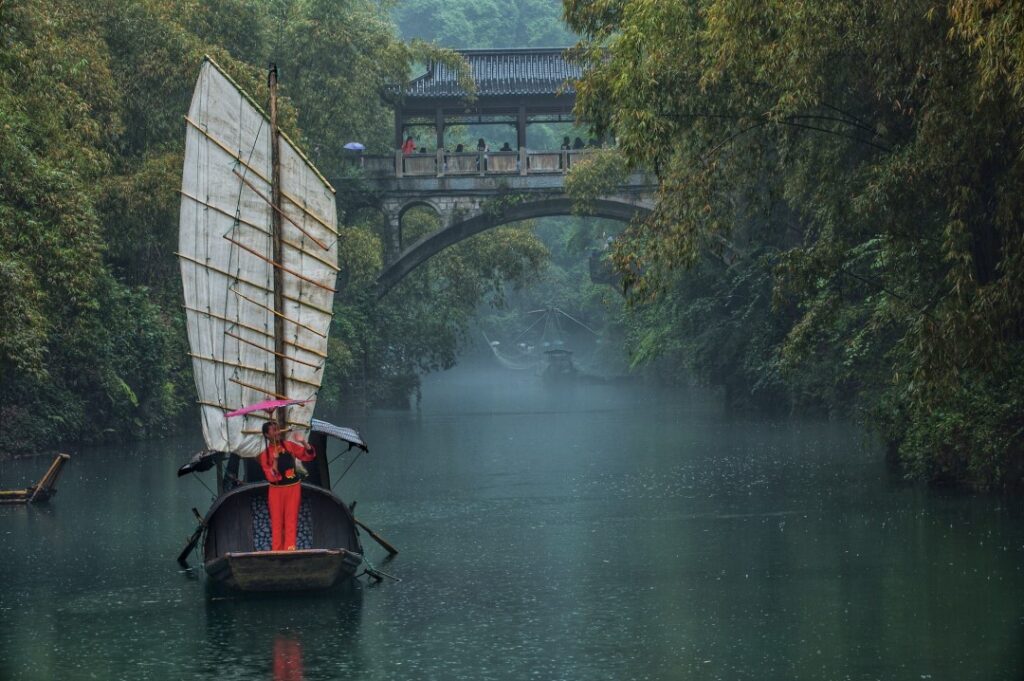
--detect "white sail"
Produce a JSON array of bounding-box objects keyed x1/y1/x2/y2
[{"x1": 179, "y1": 57, "x2": 338, "y2": 457}]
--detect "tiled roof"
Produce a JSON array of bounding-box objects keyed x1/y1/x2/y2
[{"x1": 405, "y1": 48, "x2": 579, "y2": 99}]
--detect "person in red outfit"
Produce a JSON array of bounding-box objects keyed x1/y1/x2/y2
[{"x1": 259, "y1": 420, "x2": 316, "y2": 551}]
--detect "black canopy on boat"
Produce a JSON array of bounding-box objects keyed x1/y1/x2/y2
[
  {"x1": 311, "y1": 419, "x2": 368, "y2": 451},
  {"x1": 177, "y1": 419, "x2": 368, "y2": 477}
]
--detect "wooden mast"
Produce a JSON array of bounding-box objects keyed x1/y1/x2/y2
[{"x1": 268, "y1": 64, "x2": 287, "y2": 428}]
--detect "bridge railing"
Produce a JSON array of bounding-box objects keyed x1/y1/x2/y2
[{"x1": 347, "y1": 149, "x2": 600, "y2": 178}]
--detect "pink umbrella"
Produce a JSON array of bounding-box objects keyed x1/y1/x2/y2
[{"x1": 224, "y1": 398, "x2": 310, "y2": 418}]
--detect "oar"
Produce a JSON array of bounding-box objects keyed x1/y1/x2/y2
[
  {"x1": 177, "y1": 507, "x2": 206, "y2": 567},
  {"x1": 354, "y1": 517, "x2": 398, "y2": 557}
]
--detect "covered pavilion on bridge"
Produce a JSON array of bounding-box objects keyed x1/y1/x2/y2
[
  {"x1": 394, "y1": 47, "x2": 581, "y2": 151},
  {"x1": 359, "y1": 48, "x2": 654, "y2": 288}
]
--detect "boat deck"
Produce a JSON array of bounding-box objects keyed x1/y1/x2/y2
[{"x1": 206, "y1": 548, "x2": 362, "y2": 591}]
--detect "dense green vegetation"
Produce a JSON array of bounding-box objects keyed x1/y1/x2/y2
[
  {"x1": 0, "y1": 0, "x2": 547, "y2": 455},
  {"x1": 5, "y1": 0, "x2": 1020, "y2": 490},
  {"x1": 394, "y1": 0, "x2": 574, "y2": 49},
  {"x1": 564, "y1": 0, "x2": 1024, "y2": 489},
  {"x1": 474, "y1": 216, "x2": 628, "y2": 375},
  {"x1": 326, "y1": 207, "x2": 547, "y2": 407}
]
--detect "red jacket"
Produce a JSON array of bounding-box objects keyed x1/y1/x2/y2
[{"x1": 259, "y1": 440, "x2": 315, "y2": 485}]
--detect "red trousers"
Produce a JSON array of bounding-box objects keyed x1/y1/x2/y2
[{"x1": 267, "y1": 483, "x2": 302, "y2": 551}]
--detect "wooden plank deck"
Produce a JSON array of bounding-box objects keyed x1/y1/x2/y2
[{"x1": 206, "y1": 548, "x2": 361, "y2": 591}]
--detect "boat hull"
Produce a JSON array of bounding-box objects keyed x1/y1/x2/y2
[
  {"x1": 201, "y1": 482, "x2": 364, "y2": 592},
  {"x1": 205, "y1": 548, "x2": 362, "y2": 591}
]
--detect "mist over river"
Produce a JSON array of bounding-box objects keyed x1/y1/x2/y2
[{"x1": 2, "y1": 363, "x2": 1023, "y2": 680}]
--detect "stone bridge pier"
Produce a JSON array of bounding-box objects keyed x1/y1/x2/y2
[{"x1": 379, "y1": 193, "x2": 490, "y2": 265}]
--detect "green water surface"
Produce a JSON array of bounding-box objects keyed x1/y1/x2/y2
[{"x1": 1, "y1": 366, "x2": 1022, "y2": 680}]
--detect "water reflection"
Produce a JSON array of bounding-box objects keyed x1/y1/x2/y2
[
  {"x1": 273, "y1": 635, "x2": 303, "y2": 681},
  {"x1": 2, "y1": 365, "x2": 1024, "y2": 679},
  {"x1": 202, "y1": 584, "x2": 365, "y2": 678}
]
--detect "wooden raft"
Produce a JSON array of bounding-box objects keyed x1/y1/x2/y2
[{"x1": 0, "y1": 454, "x2": 71, "y2": 505}]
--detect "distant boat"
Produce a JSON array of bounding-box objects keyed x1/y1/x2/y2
[
  {"x1": 486, "y1": 308, "x2": 597, "y2": 381},
  {"x1": 176, "y1": 57, "x2": 378, "y2": 591},
  {"x1": 542, "y1": 348, "x2": 577, "y2": 380}
]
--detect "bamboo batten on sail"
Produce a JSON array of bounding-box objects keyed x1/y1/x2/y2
[
  {"x1": 223, "y1": 331, "x2": 323, "y2": 369},
  {"x1": 179, "y1": 57, "x2": 338, "y2": 458},
  {"x1": 229, "y1": 288, "x2": 329, "y2": 338},
  {"x1": 177, "y1": 191, "x2": 340, "y2": 271},
  {"x1": 222, "y1": 235, "x2": 337, "y2": 292},
  {"x1": 182, "y1": 305, "x2": 329, "y2": 357},
  {"x1": 233, "y1": 170, "x2": 330, "y2": 250},
  {"x1": 176, "y1": 253, "x2": 334, "y2": 316}
]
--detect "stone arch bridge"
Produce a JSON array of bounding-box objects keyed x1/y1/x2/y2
[
  {"x1": 367, "y1": 164, "x2": 655, "y2": 296},
  {"x1": 351, "y1": 48, "x2": 657, "y2": 297}
]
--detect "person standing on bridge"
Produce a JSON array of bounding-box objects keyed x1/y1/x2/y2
[
  {"x1": 476, "y1": 138, "x2": 488, "y2": 170},
  {"x1": 401, "y1": 136, "x2": 416, "y2": 155}
]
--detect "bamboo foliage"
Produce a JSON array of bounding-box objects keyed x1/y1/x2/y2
[{"x1": 565, "y1": 0, "x2": 1024, "y2": 488}]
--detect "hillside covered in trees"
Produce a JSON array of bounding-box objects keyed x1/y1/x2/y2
[
  {"x1": 564, "y1": 0, "x2": 1024, "y2": 489},
  {"x1": 2, "y1": 0, "x2": 1022, "y2": 490},
  {"x1": 0, "y1": 0, "x2": 548, "y2": 454}
]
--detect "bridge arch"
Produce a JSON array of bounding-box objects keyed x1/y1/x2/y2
[
  {"x1": 376, "y1": 197, "x2": 649, "y2": 297},
  {"x1": 397, "y1": 199, "x2": 443, "y2": 221},
  {"x1": 396, "y1": 200, "x2": 444, "y2": 251}
]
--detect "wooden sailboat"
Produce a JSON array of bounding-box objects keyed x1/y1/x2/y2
[{"x1": 176, "y1": 57, "x2": 374, "y2": 591}]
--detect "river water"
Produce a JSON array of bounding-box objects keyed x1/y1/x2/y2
[{"x1": 2, "y1": 365, "x2": 1023, "y2": 680}]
